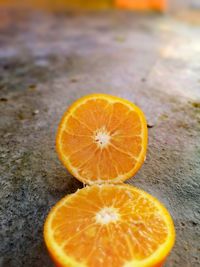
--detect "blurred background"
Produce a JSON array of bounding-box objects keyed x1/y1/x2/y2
[
  {"x1": 0, "y1": 0, "x2": 199, "y2": 11},
  {"x1": 0, "y1": 1, "x2": 200, "y2": 267}
]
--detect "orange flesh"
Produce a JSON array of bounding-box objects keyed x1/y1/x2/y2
[
  {"x1": 44, "y1": 184, "x2": 175, "y2": 267},
  {"x1": 56, "y1": 94, "x2": 147, "y2": 184},
  {"x1": 46, "y1": 94, "x2": 175, "y2": 267}
]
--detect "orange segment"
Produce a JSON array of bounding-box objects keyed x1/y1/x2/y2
[
  {"x1": 56, "y1": 94, "x2": 147, "y2": 184},
  {"x1": 44, "y1": 184, "x2": 175, "y2": 267}
]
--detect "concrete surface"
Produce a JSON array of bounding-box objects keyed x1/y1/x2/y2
[{"x1": 0, "y1": 9, "x2": 200, "y2": 267}]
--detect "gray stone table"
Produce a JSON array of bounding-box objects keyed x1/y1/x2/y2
[{"x1": 0, "y1": 8, "x2": 200, "y2": 267}]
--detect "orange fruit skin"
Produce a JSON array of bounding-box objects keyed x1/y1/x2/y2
[
  {"x1": 56, "y1": 94, "x2": 148, "y2": 184},
  {"x1": 50, "y1": 237, "x2": 169, "y2": 267},
  {"x1": 44, "y1": 184, "x2": 175, "y2": 267},
  {"x1": 53, "y1": 255, "x2": 164, "y2": 266},
  {"x1": 55, "y1": 262, "x2": 163, "y2": 267}
]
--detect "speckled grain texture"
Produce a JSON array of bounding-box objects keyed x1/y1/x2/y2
[{"x1": 0, "y1": 9, "x2": 200, "y2": 267}]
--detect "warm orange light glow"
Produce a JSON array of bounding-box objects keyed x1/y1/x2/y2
[
  {"x1": 116, "y1": 0, "x2": 167, "y2": 11},
  {"x1": 0, "y1": 0, "x2": 113, "y2": 10},
  {"x1": 0, "y1": 0, "x2": 167, "y2": 11}
]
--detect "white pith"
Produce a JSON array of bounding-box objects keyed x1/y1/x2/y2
[
  {"x1": 94, "y1": 127, "x2": 111, "y2": 148},
  {"x1": 95, "y1": 207, "x2": 119, "y2": 224}
]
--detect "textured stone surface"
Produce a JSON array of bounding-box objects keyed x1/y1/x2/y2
[{"x1": 0, "y1": 9, "x2": 200, "y2": 267}]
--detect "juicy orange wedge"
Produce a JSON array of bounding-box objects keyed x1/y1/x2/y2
[
  {"x1": 44, "y1": 184, "x2": 175, "y2": 267},
  {"x1": 56, "y1": 94, "x2": 147, "y2": 184}
]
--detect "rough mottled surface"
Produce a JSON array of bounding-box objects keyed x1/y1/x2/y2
[{"x1": 0, "y1": 9, "x2": 200, "y2": 267}]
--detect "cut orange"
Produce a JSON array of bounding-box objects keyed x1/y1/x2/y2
[
  {"x1": 56, "y1": 94, "x2": 147, "y2": 184},
  {"x1": 45, "y1": 94, "x2": 175, "y2": 267},
  {"x1": 44, "y1": 184, "x2": 175, "y2": 267}
]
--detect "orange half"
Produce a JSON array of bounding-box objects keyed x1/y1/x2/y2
[
  {"x1": 56, "y1": 94, "x2": 147, "y2": 184},
  {"x1": 44, "y1": 184, "x2": 175, "y2": 267}
]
